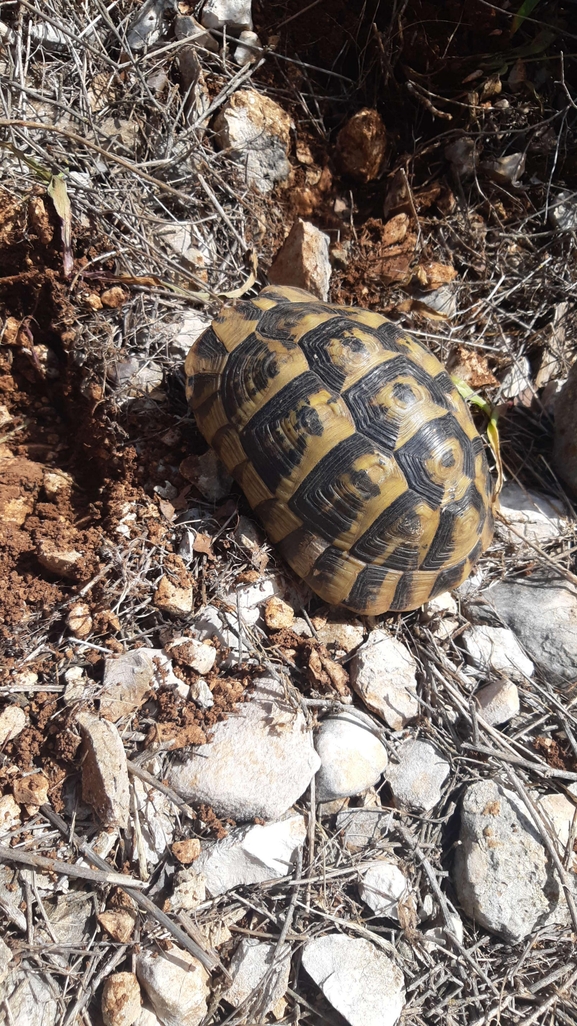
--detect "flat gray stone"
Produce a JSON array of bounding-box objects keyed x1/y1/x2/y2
[
  {"x1": 167, "y1": 679, "x2": 319, "y2": 821},
  {"x1": 336, "y1": 807, "x2": 394, "y2": 852},
  {"x1": 302, "y1": 935, "x2": 405, "y2": 1026},
  {"x1": 226, "y1": 938, "x2": 291, "y2": 1016},
  {"x1": 386, "y1": 740, "x2": 450, "y2": 813},
  {"x1": 349, "y1": 629, "x2": 418, "y2": 730}
]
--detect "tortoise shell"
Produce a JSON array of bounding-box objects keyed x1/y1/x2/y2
[{"x1": 185, "y1": 285, "x2": 494, "y2": 615}]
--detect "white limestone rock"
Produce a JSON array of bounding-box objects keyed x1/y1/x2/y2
[
  {"x1": 359, "y1": 861, "x2": 410, "y2": 921},
  {"x1": 386, "y1": 739, "x2": 450, "y2": 813},
  {"x1": 0, "y1": 705, "x2": 26, "y2": 746},
  {"x1": 349, "y1": 629, "x2": 418, "y2": 730},
  {"x1": 474, "y1": 679, "x2": 520, "y2": 726},
  {"x1": 175, "y1": 816, "x2": 306, "y2": 906},
  {"x1": 167, "y1": 678, "x2": 319, "y2": 820},
  {"x1": 268, "y1": 219, "x2": 332, "y2": 300},
  {"x1": 539, "y1": 788, "x2": 577, "y2": 871},
  {"x1": 200, "y1": 0, "x2": 253, "y2": 31},
  {"x1": 301, "y1": 935, "x2": 405, "y2": 1026},
  {"x1": 225, "y1": 938, "x2": 291, "y2": 1016},
  {"x1": 137, "y1": 948, "x2": 209, "y2": 1026},
  {"x1": 461, "y1": 624, "x2": 534, "y2": 681},
  {"x1": 213, "y1": 89, "x2": 293, "y2": 194},
  {"x1": 496, "y1": 481, "x2": 565, "y2": 546},
  {"x1": 315, "y1": 711, "x2": 388, "y2": 802}
]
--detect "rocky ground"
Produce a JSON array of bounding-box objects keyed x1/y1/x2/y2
[{"x1": 1, "y1": 1, "x2": 577, "y2": 1025}]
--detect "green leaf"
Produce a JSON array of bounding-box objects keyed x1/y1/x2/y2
[
  {"x1": 451, "y1": 376, "x2": 503, "y2": 495},
  {"x1": 511, "y1": 0, "x2": 542, "y2": 36}
]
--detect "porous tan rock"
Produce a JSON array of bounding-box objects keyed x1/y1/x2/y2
[
  {"x1": 67, "y1": 602, "x2": 93, "y2": 639},
  {"x1": 101, "y1": 972, "x2": 142, "y2": 1026},
  {"x1": 172, "y1": 838, "x2": 202, "y2": 864},
  {"x1": 98, "y1": 910, "x2": 137, "y2": 943},
  {"x1": 264, "y1": 596, "x2": 294, "y2": 630}
]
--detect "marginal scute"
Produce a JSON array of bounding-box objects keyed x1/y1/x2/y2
[{"x1": 185, "y1": 285, "x2": 494, "y2": 614}]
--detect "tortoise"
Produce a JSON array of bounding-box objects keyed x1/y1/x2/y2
[{"x1": 185, "y1": 285, "x2": 494, "y2": 615}]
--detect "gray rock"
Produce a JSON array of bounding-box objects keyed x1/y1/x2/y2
[
  {"x1": 315, "y1": 711, "x2": 388, "y2": 802},
  {"x1": 100, "y1": 648, "x2": 182, "y2": 720},
  {"x1": 173, "y1": 817, "x2": 306, "y2": 906},
  {"x1": 336, "y1": 807, "x2": 394, "y2": 852},
  {"x1": 76, "y1": 713, "x2": 130, "y2": 829},
  {"x1": 0, "y1": 935, "x2": 12, "y2": 983},
  {"x1": 474, "y1": 679, "x2": 520, "y2": 726},
  {"x1": 2, "y1": 970, "x2": 59, "y2": 1026},
  {"x1": 349, "y1": 629, "x2": 419, "y2": 730},
  {"x1": 549, "y1": 190, "x2": 577, "y2": 232},
  {"x1": 467, "y1": 574, "x2": 577, "y2": 686},
  {"x1": 454, "y1": 780, "x2": 573, "y2": 943},
  {"x1": 386, "y1": 740, "x2": 450, "y2": 813},
  {"x1": 554, "y1": 360, "x2": 577, "y2": 494},
  {"x1": 301, "y1": 935, "x2": 405, "y2": 1026},
  {"x1": 174, "y1": 15, "x2": 219, "y2": 51},
  {"x1": 461, "y1": 625, "x2": 534, "y2": 681},
  {"x1": 167, "y1": 678, "x2": 319, "y2": 820},
  {"x1": 225, "y1": 938, "x2": 291, "y2": 1016}
]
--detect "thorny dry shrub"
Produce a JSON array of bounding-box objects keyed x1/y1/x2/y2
[{"x1": 0, "y1": 1, "x2": 577, "y2": 1024}]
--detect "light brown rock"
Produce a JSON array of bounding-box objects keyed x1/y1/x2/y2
[
  {"x1": 268, "y1": 219, "x2": 331, "y2": 300},
  {"x1": 264, "y1": 596, "x2": 294, "y2": 630},
  {"x1": 336, "y1": 108, "x2": 387, "y2": 182},
  {"x1": 76, "y1": 713, "x2": 130, "y2": 828},
  {"x1": 13, "y1": 772, "x2": 49, "y2": 807},
  {"x1": 172, "y1": 838, "x2": 202, "y2": 864},
  {"x1": 98, "y1": 910, "x2": 137, "y2": 943},
  {"x1": 154, "y1": 575, "x2": 193, "y2": 616},
  {"x1": 36, "y1": 539, "x2": 83, "y2": 578},
  {"x1": 102, "y1": 972, "x2": 142, "y2": 1026},
  {"x1": 43, "y1": 468, "x2": 73, "y2": 499}
]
